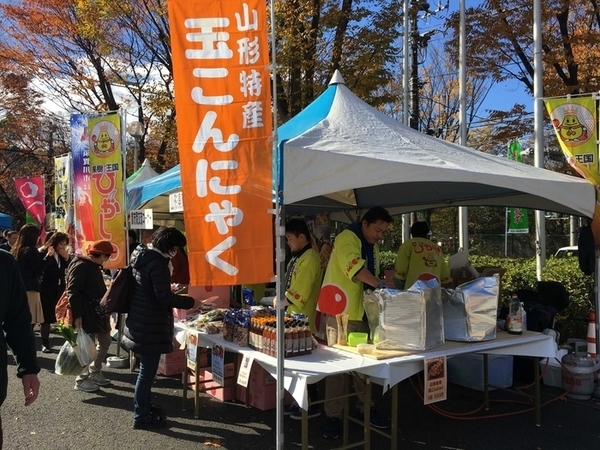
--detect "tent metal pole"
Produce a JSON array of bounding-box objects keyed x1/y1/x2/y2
[
  {"x1": 533, "y1": 0, "x2": 546, "y2": 280},
  {"x1": 268, "y1": 0, "x2": 285, "y2": 447},
  {"x1": 458, "y1": 0, "x2": 468, "y2": 252}
]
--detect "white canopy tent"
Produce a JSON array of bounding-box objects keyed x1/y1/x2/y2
[{"x1": 279, "y1": 71, "x2": 595, "y2": 220}]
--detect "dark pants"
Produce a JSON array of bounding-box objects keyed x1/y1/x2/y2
[{"x1": 133, "y1": 353, "x2": 161, "y2": 421}]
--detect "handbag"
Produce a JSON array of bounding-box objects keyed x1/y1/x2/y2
[
  {"x1": 55, "y1": 291, "x2": 73, "y2": 325},
  {"x1": 87, "y1": 296, "x2": 109, "y2": 318}
]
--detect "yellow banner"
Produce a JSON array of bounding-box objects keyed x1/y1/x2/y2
[
  {"x1": 545, "y1": 97, "x2": 600, "y2": 242},
  {"x1": 87, "y1": 113, "x2": 127, "y2": 268},
  {"x1": 54, "y1": 155, "x2": 70, "y2": 233},
  {"x1": 168, "y1": 0, "x2": 274, "y2": 285}
]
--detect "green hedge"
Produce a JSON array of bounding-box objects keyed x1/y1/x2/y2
[
  {"x1": 470, "y1": 255, "x2": 594, "y2": 342},
  {"x1": 378, "y1": 252, "x2": 594, "y2": 342}
]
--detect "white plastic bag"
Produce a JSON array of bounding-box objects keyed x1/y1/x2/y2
[
  {"x1": 55, "y1": 341, "x2": 84, "y2": 375},
  {"x1": 76, "y1": 329, "x2": 97, "y2": 366}
]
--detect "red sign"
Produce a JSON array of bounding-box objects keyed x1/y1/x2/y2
[{"x1": 14, "y1": 176, "x2": 45, "y2": 226}]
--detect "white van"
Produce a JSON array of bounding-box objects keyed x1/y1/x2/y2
[{"x1": 554, "y1": 246, "x2": 578, "y2": 258}]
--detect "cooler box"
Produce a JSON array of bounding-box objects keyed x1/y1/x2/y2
[{"x1": 447, "y1": 353, "x2": 513, "y2": 391}]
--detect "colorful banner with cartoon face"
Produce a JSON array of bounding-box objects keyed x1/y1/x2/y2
[
  {"x1": 87, "y1": 113, "x2": 127, "y2": 268},
  {"x1": 168, "y1": 0, "x2": 274, "y2": 285},
  {"x1": 545, "y1": 97, "x2": 600, "y2": 242},
  {"x1": 546, "y1": 98, "x2": 598, "y2": 181}
]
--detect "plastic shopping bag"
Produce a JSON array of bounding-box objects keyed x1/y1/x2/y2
[
  {"x1": 76, "y1": 329, "x2": 97, "y2": 367},
  {"x1": 55, "y1": 341, "x2": 84, "y2": 376}
]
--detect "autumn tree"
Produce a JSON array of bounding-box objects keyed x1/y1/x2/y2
[
  {"x1": 0, "y1": 63, "x2": 69, "y2": 225},
  {"x1": 274, "y1": 0, "x2": 403, "y2": 122}
]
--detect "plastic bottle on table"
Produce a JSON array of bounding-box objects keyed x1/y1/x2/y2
[{"x1": 507, "y1": 293, "x2": 523, "y2": 335}]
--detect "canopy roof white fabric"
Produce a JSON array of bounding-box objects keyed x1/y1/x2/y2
[
  {"x1": 279, "y1": 71, "x2": 595, "y2": 219},
  {"x1": 127, "y1": 158, "x2": 159, "y2": 187}
]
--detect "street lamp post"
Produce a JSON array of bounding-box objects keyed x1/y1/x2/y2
[{"x1": 126, "y1": 121, "x2": 145, "y2": 172}]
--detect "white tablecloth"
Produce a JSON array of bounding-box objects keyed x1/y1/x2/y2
[{"x1": 175, "y1": 325, "x2": 557, "y2": 410}]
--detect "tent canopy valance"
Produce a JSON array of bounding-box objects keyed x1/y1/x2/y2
[
  {"x1": 126, "y1": 71, "x2": 595, "y2": 222},
  {"x1": 278, "y1": 71, "x2": 595, "y2": 219}
]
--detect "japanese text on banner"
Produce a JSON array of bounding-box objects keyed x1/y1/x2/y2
[{"x1": 169, "y1": 0, "x2": 274, "y2": 286}]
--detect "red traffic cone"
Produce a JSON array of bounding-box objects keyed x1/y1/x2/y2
[{"x1": 587, "y1": 312, "x2": 596, "y2": 359}]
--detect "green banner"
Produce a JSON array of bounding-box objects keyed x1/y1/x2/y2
[
  {"x1": 507, "y1": 141, "x2": 529, "y2": 234},
  {"x1": 508, "y1": 207, "x2": 529, "y2": 234}
]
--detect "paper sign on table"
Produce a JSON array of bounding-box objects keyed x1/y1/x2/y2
[
  {"x1": 212, "y1": 343, "x2": 225, "y2": 386},
  {"x1": 186, "y1": 332, "x2": 198, "y2": 371},
  {"x1": 236, "y1": 354, "x2": 254, "y2": 388},
  {"x1": 424, "y1": 356, "x2": 447, "y2": 405}
]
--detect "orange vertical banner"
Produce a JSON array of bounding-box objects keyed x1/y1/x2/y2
[
  {"x1": 87, "y1": 113, "x2": 127, "y2": 269},
  {"x1": 168, "y1": 0, "x2": 274, "y2": 285}
]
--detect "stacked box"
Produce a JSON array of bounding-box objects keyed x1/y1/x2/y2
[
  {"x1": 185, "y1": 363, "x2": 235, "y2": 402},
  {"x1": 157, "y1": 349, "x2": 185, "y2": 376},
  {"x1": 235, "y1": 359, "x2": 293, "y2": 411}
]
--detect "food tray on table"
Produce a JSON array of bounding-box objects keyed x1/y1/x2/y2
[{"x1": 333, "y1": 344, "x2": 412, "y2": 360}]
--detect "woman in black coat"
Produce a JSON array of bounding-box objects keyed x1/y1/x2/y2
[
  {"x1": 11, "y1": 224, "x2": 53, "y2": 329},
  {"x1": 123, "y1": 227, "x2": 201, "y2": 429},
  {"x1": 39, "y1": 232, "x2": 71, "y2": 353}
]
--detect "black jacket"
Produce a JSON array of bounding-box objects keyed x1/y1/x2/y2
[
  {"x1": 16, "y1": 247, "x2": 52, "y2": 292},
  {"x1": 0, "y1": 249, "x2": 40, "y2": 406},
  {"x1": 66, "y1": 256, "x2": 109, "y2": 334},
  {"x1": 123, "y1": 245, "x2": 194, "y2": 355},
  {"x1": 39, "y1": 250, "x2": 69, "y2": 302}
]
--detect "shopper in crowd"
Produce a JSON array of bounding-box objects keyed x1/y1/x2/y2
[
  {"x1": 0, "y1": 248, "x2": 41, "y2": 449},
  {"x1": 317, "y1": 206, "x2": 393, "y2": 439},
  {"x1": 123, "y1": 227, "x2": 203, "y2": 429},
  {"x1": 170, "y1": 244, "x2": 190, "y2": 285},
  {"x1": 0, "y1": 231, "x2": 17, "y2": 252},
  {"x1": 39, "y1": 232, "x2": 71, "y2": 353},
  {"x1": 279, "y1": 218, "x2": 323, "y2": 420},
  {"x1": 127, "y1": 230, "x2": 139, "y2": 260},
  {"x1": 393, "y1": 221, "x2": 452, "y2": 290},
  {"x1": 66, "y1": 240, "x2": 115, "y2": 393},
  {"x1": 0, "y1": 229, "x2": 9, "y2": 246},
  {"x1": 11, "y1": 224, "x2": 53, "y2": 330}
]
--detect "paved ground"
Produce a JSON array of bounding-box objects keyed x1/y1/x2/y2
[{"x1": 1, "y1": 332, "x2": 600, "y2": 450}]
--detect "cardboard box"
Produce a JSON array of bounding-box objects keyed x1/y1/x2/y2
[
  {"x1": 157, "y1": 360, "x2": 185, "y2": 376},
  {"x1": 235, "y1": 382, "x2": 293, "y2": 411},
  {"x1": 207, "y1": 386, "x2": 234, "y2": 402},
  {"x1": 160, "y1": 349, "x2": 185, "y2": 364},
  {"x1": 447, "y1": 353, "x2": 513, "y2": 391}
]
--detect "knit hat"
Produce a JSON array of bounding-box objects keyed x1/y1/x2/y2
[{"x1": 87, "y1": 240, "x2": 116, "y2": 255}]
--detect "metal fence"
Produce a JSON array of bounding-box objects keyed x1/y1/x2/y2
[{"x1": 431, "y1": 234, "x2": 572, "y2": 258}]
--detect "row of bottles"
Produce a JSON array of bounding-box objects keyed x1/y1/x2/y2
[{"x1": 248, "y1": 317, "x2": 312, "y2": 357}]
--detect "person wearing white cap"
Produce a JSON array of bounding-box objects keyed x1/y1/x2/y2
[{"x1": 65, "y1": 240, "x2": 116, "y2": 393}]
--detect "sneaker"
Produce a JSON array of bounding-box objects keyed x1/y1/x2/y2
[
  {"x1": 150, "y1": 402, "x2": 163, "y2": 416},
  {"x1": 74, "y1": 379, "x2": 100, "y2": 393},
  {"x1": 133, "y1": 412, "x2": 167, "y2": 430},
  {"x1": 88, "y1": 372, "x2": 110, "y2": 386},
  {"x1": 283, "y1": 401, "x2": 300, "y2": 416},
  {"x1": 352, "y1": 409, "x2": 390, "y2": 429},
  {"x1": 290, "y1": 405, "x2": 321, "y2": 420},
  {"x1": 41, "y1": 346, "x2": 52, "y2": 354},
  {"x1": 323, "y1": 417, "x2": 342, "y2": 439}
]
